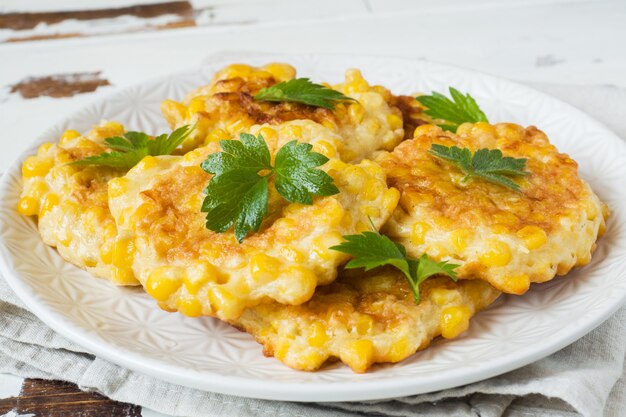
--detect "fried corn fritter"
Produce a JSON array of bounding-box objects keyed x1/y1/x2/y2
[
  {"x1": 161, "y1": 63, "x2": 405, "y2": 162},
  {"x1": 381, "y1": 123, "x2": 608, "y2": 294},
  {"x1": 17, "y1": 122, "x2": 139, "y2": 285},
  {"x1": 236, "y1": 269, "x2": 500, "y2": 372},
  {"x1": 108, "y1": 120, "x2": 400, "y2": 321}
]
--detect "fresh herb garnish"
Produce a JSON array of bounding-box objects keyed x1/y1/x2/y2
[
  {"x1": 200, "y1": 132, "x2": 339, "y2": 242},
  {"x1": 430, "y1": 144, "x2": 528, "y2": 191},
  {"x1": 71, "y1": 125, "x2": 194, "y2": 170},
  {"x1": 254, "y1": 78, "x2": 355, "y2": 110},
  {"x1": 416, "y1": 87, "x2": 488, "y2": 132},
  {"x1": 330, "y1": 230, "x2": 458, "y2": 304}
]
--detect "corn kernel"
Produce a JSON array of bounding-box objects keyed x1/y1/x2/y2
[
  {"x1": 386, "y1": 114, "x2": 402, "y2": 130},
  {"x1": 136, "y1": 155, "x2": 158, "y2": 171},
  {"x1": 471, "y1": 122, "x2": 497, "y2": 138},
  {"x1": 362, "y1": 178, "x2": 383, "y2": 201},
  {"x1": 307, "y1": 322, "x2": 329, "y2": 347},
  {"x1": 278, "y1": 245, "x2": 305, "y2": 263},
  {"x1": 177, "y1": 297, "x2": 203, "y2": 317},
  {"x1": 441, "y1": 306, "x2": 471, "y2": 338},
  {"x1": 161, "y1": 100, "x2": 187, "y2": 126},
  {"x1": 60, "y1": 130, "x2": 81, "y2": 145},
  {"x1": 313, "y1": 140, "x2": 337, "y2": 158},
  {"x1": 37, "y1": 143, "x2": 53, "y2": 156},
  {"x1": 263, "y1": 63, "x2": 296, "y2": 82},
  {"x1": 450, "y1": 228, "x2": 472, "y2": 253},
  {"x1": 108, "y1": 178, "x2": 129, "y2": 198},
  {"x1": 355, "y1": 315, "x2": 374, "y2": 335},
  {"x1": 146, "y1": 266, "x2": 182, "y2": 301},
  {"x1": 103, "y1": 121, "x2": 124, "y2": 135},
  {"x1": 312, "y1": 232, "x2": 343, "y2": 261},
  {"x1": 250, "y1": 253, "x2": 281, "y2": 285},
  {"x1": 411, "y1": 222, "x2": 430, "y2": 246},
  {"x1": 187, "y1": 96, "x2": 207, "y2": 115},
  {"x1": 183, "y1": 261, "x2": 218, "y2": 294},
  {"x1": 341, "y1": 339, "x2": 375, "y2": 373},
  {"x1": 413, "y1": 124, "x2": 441, "y2": 138},
  {"x1": 22, "y1": 156, "x2": 53, "y2": 178},
  {"x1": 28, "y1": 181, "x2": 49, "y2": 200},
  {"x1": 500, "y1": 273, "x2": 530, "y2": 295},
  {"x1": 258, "y1": 127, "x2": 278, "y2": 143},
  {"x1": 17, "y1": 196, "x2": 39, "y2": 216},
  {"x1": 207, "y1": 286, "x2": 240, "y2": 319},
  {"x1": 348, "y1": 103, "x2": 365, "y2": 123},
  {"x1": 388, "y1": 338, "x2": 411, "y2": 362},
  {"x1": 430, "y1": 288, "x2": 463, "y2": 307},
  {"x1": 112, "y1": 235, "x2": 135, "y2": 268},
  {"x1": 355, "y1": 221, "x2": 370, "y2": 233},
  {"x1": 280, "y1": 125, "x2": 302, "y2": 138},
  {"x1": 516, "y1": 225, "x2": 547, "y2": 250},
  {"x1": 39, "y1": 193, "x2": 59, "y2": 215},
  {"x1": 204, "y1": 128, "x2": 228, "y2": 144},
  {"x1": 362, "y1": 206, "x2": 380, "y2": 218},
  {"x1": 99, "y1": 243, "x2": 113, "y2": 264},
  {"x1": 112, "y1": 267, "x2": 138, "y2": 285},
  {"x1": 479, "y1": 240, "x2": 512, "y2": 267}
]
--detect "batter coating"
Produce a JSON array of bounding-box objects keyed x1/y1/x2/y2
[
  {"x1": 17, "y1": 122, "x2": 139, "y2": 285},
  {"x1": 380, "y1": 123, "x2": 608, "y2": 294},
  {"x1": 108, "y1": 120, "x2": 400, "y2": 321},
  {"x1": 236, "y1": 269, "x2": 500, "y2": 372},
  {"x1": 161, "y1": 63, "x2": 406, "y2": 162}
]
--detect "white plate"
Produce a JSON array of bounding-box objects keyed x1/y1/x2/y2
[{"x1": 1, "y1": 53, "x2": 625, "y2": 403}]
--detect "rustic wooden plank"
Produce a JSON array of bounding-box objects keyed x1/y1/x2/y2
[
  {"x1": 0, "y1": 1, "x2": 194, "y2": 30},
  {"x1": 0, "y1": 378, "x2": 142, "y2": 417},
  {"x1": 9, "y1": 72, "x2": 111, "y2": 99}
]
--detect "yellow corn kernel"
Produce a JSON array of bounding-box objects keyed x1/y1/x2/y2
[
  {"x1": 516, "y1": 225, "x2": 547, "y2": 250},
  {"x1": 187, "y1": 96, "x2": 207, "y2": 115},
  {"x1": 103, "y1": 121, "x2": 124, "y2": 135},
  {"x1": 17, "y1": 196, "x2": 39, "y2": 216},
  {"x1": 500, "y1": 273, "x2": 530, "y2": 295},
  {"x1": 37, "y1": 143, "x2": 53, "y2": 156},
  {"x1": 313, "y1": 140, "x2": 337, "y2": 158},
  {"x1": 28, "y1": 181, "x2": 49, "y2": 199},
  {"x1": 177, "y1": 297, "x2": 203, "y2": 317},
  {"x1": 386, "y1": 114, "x2": 402, "y2": 130},
  {"x1": 108, "y1": 178, "x2": 129, "y2": 199},
  {"x1": 341, "y1": 339, "x2": 375, "y2": 373},
  {"x1": 136, "y1": 155, "x2": 158, "y2": 171},
  {"x1": 441, "y1": 305, "x2": 471, "y2": 339},
  {"x1": 207, "y1": 286, "x2": 239, "y2": 319},
  {"x1": 273, "y1": 339, "x2": 291, "y2": 361},
  {"x1": 430, "y1": 288, "x2": 463, "y2": 307},
  {"x1": 278, "y1": 246, "x2": 305, "y2": 263},
  {"x1": 39, "y1": 193, "x2": 59, "y2": 215},
  {"x1": 362, "y1": 206, "x2": 380, "y2": 218},
  {"x1": 348, "y1": 103, "x2": 365, "y2": 123},
  {"x1": 307, "y1": 322, "x2": 329, "y2": 347},
  {"x1": 60, "y1": 130, "x2": 81, "y2": 145},
  {"x1": 434, "y1": 216, "x2": 454, "y2": 229},
  {"x1": 258, "y1": 127, "x2": 278, "y2": 143},
  {"x1": 470, "y1": 122, "x2": 497, "y2": 138},
  {"x1": 355, "y1": 221, "x2": 370, "y2": 233},
  {"x1": 280, "y1": 124, "x2": 303, "y2": 138},
  {"x1": 146, "y1": 266, "x2": 182, "y2": 301},
  {"x1": 183, "y1": 261, "x2": 218, "y2": 294},
  {"x1": 312, "y1": 231, "x2": 343, "y2": 261},
  {"x1": 323, "y1": 200, "x2": 345, "y2": 227},
  {"x1": 479, "y1": 240, "x2": 512, "y2": 267},
  {"x1": 355, "y1": 315, "x2": 374, "y2": 335},
  {"x1": 250, "y1": 253, "x2": 281, "y2": 285},
  {"x1": 112, "y1": 235, "x2": 135, "y2": 268},
  {"x1": 223, "y1": 63, "x2": 252, "y2": 79},
  {"x1": 344, "y1": 69, "x2": 369, "y2": 93},
  {"x1": 362, "y1": 178, "x2": 383, "y2": 201},
  {"x1": 388, "y1": 337, "x2": 411, "y2": 362},
  {"x1": 455, "y1": 122, "x2": 474, "y2": 136},
  {"x1": 22, "y1": 156, "x2": 53, "y2": 178},
  {"x1": 411, "y1": 222, "x2": 430, "y2": 246},
  {"x1": 204, "y1": 128, "x2": 228, "y2": 143},
  {"x1": 450, "y1": 228, "x2": 472, "y2": 253},
  {"x1": 413, "y1": 124, "x2": 441, "y2": 138},
  {"x1": 492, "y1": 224, "x2": 510, "y2": 235},
  {"x1": 112, "y1": 267, "x2": 138, "y2": 285},
  {"x1": 263, "y1": 63, "x2": 296, "y2": 82},
  {"x1": 99, "y1": 243, "x2": 113, "y2": 264},
  {"x1": 161, "y1": 100, "x2": 187, "y2": 126}
]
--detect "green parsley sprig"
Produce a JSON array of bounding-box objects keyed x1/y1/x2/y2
[
  {"x1": 430, "y1": 144, "x2": 528, "y2": 191},
  {"x1": 416, "y1": 87, "x2": 488, "y2": 132},
  {"x1": 330, "y1": 229, "x2": 458, "y2": 304},
  {"x1": 71, "y1": 125, "x2": 194, "y2": 170},
  {"x1": 254, "y1": 78, "x2": 355, "y2": 110},
  {"x1": 201, "y1": 132, "x2": 339, "y2": 242}
]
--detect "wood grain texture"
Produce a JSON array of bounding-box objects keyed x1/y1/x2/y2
[
  {"x1": 0, "y1": 1, "x2": 193, "y2": 30},
  {"x1": 0, "y1": 379, "x2": 142, "y2": 416},
  {"x1": 10, "y1": 72, "x2": 111, "y2": 99}
]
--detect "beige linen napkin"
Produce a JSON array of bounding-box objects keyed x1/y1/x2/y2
[{"x1": 0, "y1": 84, "x2": 624, "y2": 417}]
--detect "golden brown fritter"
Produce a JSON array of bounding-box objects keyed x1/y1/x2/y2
[
  {"x1": 236, "y1": 269, "x2": 500, "y2": 372},
  {"x1": 17, "y1": 122, "x2": 139, "y2": 285},
  {"x1": 380, "y1": 122, "x2": 608, "y2": 294},
  {"x1": 108, "y1": 120, "x2": 400, "y2": 321}
]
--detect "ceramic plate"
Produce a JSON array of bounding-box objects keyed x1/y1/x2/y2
[{"x1": 1, "y1": 53, "x2": 625, "y2": 402}]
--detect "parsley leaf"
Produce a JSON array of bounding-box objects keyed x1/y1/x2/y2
[
  {"x1": 430, "y1": 144, "x2": 529, "y2": 191},
  {"x1": 72, "y1": 125, "x2": 194, "y2": 170},
  {"x1": 416, "y1": 87, "x2": 488, "y2": 132},
  {"x1": 254, "y1": 78, "x2": 355, "y2": 110},
  {"x1": 201, "y1": 132, "x2": 339, "y2": 242},
  {"x1": 330, "y1": 231, "x2": 458, "y2": 304}
]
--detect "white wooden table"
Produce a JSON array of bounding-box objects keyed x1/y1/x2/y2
[{"x1": 0, "y1": 0, "x2": 625, "y2": 415}]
